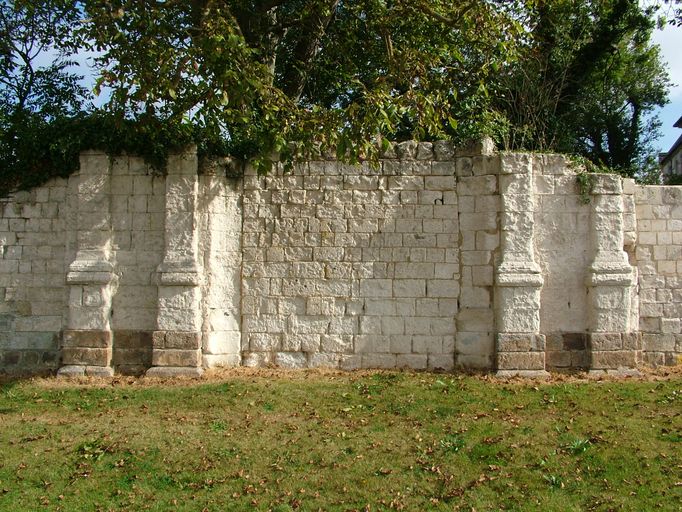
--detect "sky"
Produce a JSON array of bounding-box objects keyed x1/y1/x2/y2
[{"x1": 652, "y1": 22, "x2": 682, "y2": 154}]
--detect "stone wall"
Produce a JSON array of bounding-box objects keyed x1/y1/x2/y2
[
  {"x1": 241, "y1": 144, "x2": 460, "y2": 371},
  {"x1": 635, "y1": 185, "x2": 682, "y2": 365},
  {"x1": 0, "y1": 142, "x2": 680, "y2": 376},
  {"x1": 0, "y1": 179, "x2": 69, "y2": 372}
]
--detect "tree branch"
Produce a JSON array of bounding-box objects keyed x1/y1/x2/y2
[{"x1": 279, "y1": 0, "x2": 340, "y2": 101}]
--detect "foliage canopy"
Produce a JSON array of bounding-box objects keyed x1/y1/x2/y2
[{"x1": 0, "y1": 0, "x2": 674, "y2": 194}]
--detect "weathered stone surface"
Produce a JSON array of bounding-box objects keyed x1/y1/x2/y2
[
  {"x1": 62, "y1": 347, "x2": 111, "y2": 367},
  {"x1": 497, "y1": 334, "x2": 545, "y2": 352},
  {"x1": 62, "y1": 330, "x2": 112, "y2": 348},
  {"x1": 2, "y1": 148, "x2": 682, "y2": 376},
  {"x1": 588, "y1": 333, "x2": 623, "y2": 351},
  {"x1": 562, "y1": 333, "x2": 587, "y2": 351},
  {"x1": 496, "y1": 352, "x2": 545, "y2": 371},
  {"x1": 114, "y1": 331, "x2": 153, "y2": 349},
  {"x1": 151, "y1": 349, "x2": 201, "y2": 367},
  {"x1": 590, "y1": 350, "x2": 638, "y2": 369}
]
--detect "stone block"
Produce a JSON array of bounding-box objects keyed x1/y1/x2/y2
[
  {"x1": 642, "y1": 351, "x2": 666, "y2": 367},
  {"x1": 562, "y1": 333, "x2": 587, "y2": 351},
  {"x1": 114, "y1": 330, "x2": 153, "y2": 349},
  {"x1": 416, "y1": 142, "x2": 434, "y2": 160},
  {"x1": 113, "y1": 348, "x2": 152, "y2": 367},
  {"x1": 587, "y1": 333, "x2": 622, "y2": 351},
  {"x1": 163, "y1": 331, "x2": 201, "y2": 350},
  {"x1": 62, "y1": 347, "x2": 111, "y2": 366},
  {"x1": 459, "y1": 212, "x2": 497, "y2": 231},
  {"x1": 309, "y1": 353, "x2": 340, "y2": 368},
  {"x1": 458, "y1": 176, "x2": 497, "y2": 196},
  {"x1": 641, "y1": 334, "x2": 675, "y2": 352},
  {"x1": 397, "y1": 354, "x2": 427, "y2": 369},
  {"x1": 622, "y1": 332, "x2": 642, "y2": 350},
  {"x1": 496, "y1": 333, "x2": 545, "y2": 352},
  {"x1": 496, "y1": 307, "x2": 540, "y2": 334},
  {"x1": 339, "y1": 354, "x2": 363, "y2": 370},
  {"x1": 428, "y1": 354, "x2": 454, "y2": 371},
  {"x1": 203, "y1": 331, "x2": 242, "y2": 355},
  {"x1": 496, "y1": 352, "x2": 545, "y2": 371},
  {"x1": 249, "y1": 332, "x2": 282, "y2": 351},
  {"x1": 590, "y1": 308, "x2": 631, "y2": 333},
  {"x1": 361, "y1": 353, "x2": 396, "y2": 369},
  {"x1": 393, "y1": 279, "x2": 426, "y2": 297},
  {"x1": 242, "y1": 351, "x2": 273, "y2": 367},
  {"x1": 460, "y1": 287, "x2": 490, "y2": 308},
  {"x1": 145, "y1": 366, "x2": 203, "y2": 378},
  {"x1": 359, "y1": 279, "x2": 392, "y2": 297},
  {"x1": 499, "y1": 152, "x2": 531, "y2": 175},
  {"x1": 62, "y1": 330, "x2": 112, "y2": 349},
  {"x1": 412, "y1": 335, "x2": 443, "y2": 354},
  {"x1": 571, "y1": 350, "x2": 591, "y2": 368},
  {"x1": 203, "y1": 354, "x2": 241, "y2": 368},
  {"x1": 395, "y1": 141, "x2": 417, "y2": 159},
  {"x1": 427, "y1": 279, "x2": 459, "y2": 298},
  {"x1": 320, "y1": 334, "x2": 353, "y2": 353},
  {"x1": 457, "y1": 309, "x2": 494, "y2": 333},
  {"x1": 355, "y1": 334, "x2": 390, "y2": 353},
  {"x1": 151, "y1": 349, "x2": 201, "y2": 367},
  {"x1": 456, "y1": 353, "x2": 492, "y2": 369},
  {"x1": 661, "y1": 318, "x2": 681, "y2": 334},
  {"x1": 591, "y1": 174, "x2": 622, "y2": 195},
  {"x1": 433, "y1": 141, "x2": 455, "y2": 161},
  {"x1": 546, "y1": 351, "x2": 571, "y2": 368},
  {"x1": 590, "y1": 350, "x2": 637, "y2": 369},
  {"x1": 275, "y1": 351, "x2": 308, "y2": 369},
  {"x1": 456, "y1": 331, "x2": 494, "y2": 357},
  {"x1": 1, "y1": 350, "x2": 21, "y2": 366}
]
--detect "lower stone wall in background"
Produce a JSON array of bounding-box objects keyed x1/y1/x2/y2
[
  {"x1": 635, "y1": 185, "x2": 682, "y2": 365},
  {"x1": 0, "y1": 141, "x2": 680, "y2": 376}
]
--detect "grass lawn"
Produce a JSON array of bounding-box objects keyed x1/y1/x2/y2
[{"x1": 0, "y1": 369, "x2": 681, "y2": 511}]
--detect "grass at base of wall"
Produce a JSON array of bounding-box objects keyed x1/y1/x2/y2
[{"x1": 0, "y1": 369, "x2": 680, "y2": 512}]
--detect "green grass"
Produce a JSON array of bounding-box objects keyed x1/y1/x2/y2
[{"x1": 0, "y1": 371, "x2": 680, "y2": 511}]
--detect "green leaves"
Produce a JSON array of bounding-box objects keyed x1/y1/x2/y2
[{"x1": 0, "y1": 0, "x2": 671, "y2": 194}]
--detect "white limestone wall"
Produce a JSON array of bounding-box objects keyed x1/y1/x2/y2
[
  {"x1": 198, "y1": 171, "x2": 243, "y2": 368},
  {"x1": 107, "y1": 157, "x2": 165, "y2": 373},
  {"x1": 635, "y1": 185, "x2": 682, "y2": 365},
  {"x1": 241, "y1": 143, "x2": 461, "y2": 370},
  {"x1": 533, "y1": 156, "x2": 592, "y2": 368},
  {"x1": 455, "y1": 149, "x2": 499, "y2": 369},
  {"x1": 0, "y1": 177, "x2": 72, "y2": 371},
  {"x1": 1, "y1": 144, "x2": 681, "y2": 375}
]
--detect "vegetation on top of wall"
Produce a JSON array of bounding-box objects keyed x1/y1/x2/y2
[{"x1": 0, "y1": 0, "x2": 674, "y2": 198}]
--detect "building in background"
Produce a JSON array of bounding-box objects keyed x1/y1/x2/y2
[{"x1": 659, "y1": 116, "x2": 682, "y2": 183}]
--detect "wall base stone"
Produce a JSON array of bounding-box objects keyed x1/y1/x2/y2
[
  {"x1": 57, "y1": 365, "x2": 115, "y2": 377},
  {"x1": 203, "y1": 354, "x2": 241, "y2": 368}
]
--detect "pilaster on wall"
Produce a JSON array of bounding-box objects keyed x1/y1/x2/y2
[
  {"x1": 199, "y1": 163, "x2": 243, "y2": 369},
  {"x1": 147, "y1": 149, "x2": 204, "y2": 377},
  {"x1": 59, "y1": 151, "x2": 116, "y2": 377},
  {"x1": 455, "y1": 140, "x2": 499, "y2": 369},
  {"x1": 495, "y1": 153, "x2": 548, "y2": 377},
  {"x1": 586, "y1": 175, "x2": 640, "y2": 373}
]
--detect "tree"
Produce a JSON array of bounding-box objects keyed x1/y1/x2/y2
[
  {"x1": 0, "y1": 0, "x2": 91, "y2": 193},
  {"x1": 0, "y1": 0, "x2": 673, "y2": 194},
  {"x1": 79, "y1": 0, "x2": 523, "y2": 170},
  {"x1": 494, "y1": 0, "x2": 670, "y2": 179}
]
